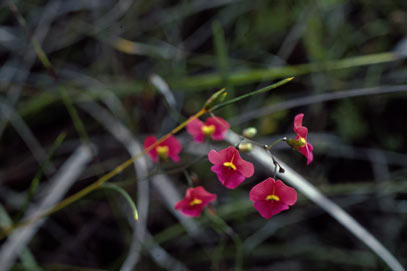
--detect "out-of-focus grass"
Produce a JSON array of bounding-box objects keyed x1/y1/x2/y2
[{"x1": 0, "y1": 0, "x2": 406, "y2": 270}]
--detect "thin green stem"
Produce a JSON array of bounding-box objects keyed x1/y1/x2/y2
[
  {"x1": 210, "y1": 77, "x2": 294, "y2": 112},
  {"x1": 15, "y1": 132, "x2": 67, "y2": 222},
  {"x1": 1, "y1": 57, "x2": 294, "y2": 239},
  {"x1": 59, "y1": 87, "x2": 90, "y2": 145},
  {"x1": 205, "y1": 210, "x2": 243, "y2": 271},
  {"x1": 266, "y1": 137, "x2": 287, "y2": 149},
  {"x1": 183, "y1": 169, "x2": 194, "y2": 187},
  {"x1": 0, "y1": 108, "x2": 207, "y2": 239},
  {"x1": 100, "y1": 183, "x2": 138, "y2": 221}
]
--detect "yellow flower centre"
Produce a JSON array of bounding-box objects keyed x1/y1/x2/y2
[
  {"x1": 298, "y1": 137, "x2": 306, "y2": 147},
  {"x1": 189, "y1": 198, "x2": 202, "y2": 206},
  {"x1": 266, "y1": 194, "x2": 280, "y2": 201},
  {"x1": 156, "y1": 145, "x2": 169, "y2": 159},
  {"x1": 223, "y1": 154, "x2": 237, "y2": 170},
  {"x1": 201, "y1": 125, "x2": 215, "y2": 136},
  {"x1": 223, "y1": 161, "x2": 237, "y2": 170}
]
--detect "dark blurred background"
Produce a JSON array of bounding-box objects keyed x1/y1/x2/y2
[{"x1": 0, "y1": 0, "x2": 406, "y2": 270}]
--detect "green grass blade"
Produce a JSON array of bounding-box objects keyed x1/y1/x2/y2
[{"x1": 101, "y1": 183, "x2": 139, "y2": 221}]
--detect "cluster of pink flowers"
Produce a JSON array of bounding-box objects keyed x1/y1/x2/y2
[{"x1": 144, "y1": 114, "x2": 313, "y2": 218}]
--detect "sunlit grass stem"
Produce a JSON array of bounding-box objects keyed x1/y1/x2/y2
[{"x1": 0, "y1": 108, "x2": 207, "y2": 239}]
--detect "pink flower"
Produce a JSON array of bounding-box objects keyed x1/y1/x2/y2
[
  {"x1": 175, "y1": 186, "x2": 217, "y2": 217},
  {"x1": 208, "y1": 146, "x2": 254, "y2": 189},
  {"x1": 144, "y1": 135, "x2": 182, "y2": 162},
  {"x1": 186, "y1": 116, "x2": 230, "y2": 143},
  {"x1": 249, "y1": 178, "x2": 297, "y2": 219},
  {"x1": 290, "y1": 113, "x2": 314, "y2": 165}
]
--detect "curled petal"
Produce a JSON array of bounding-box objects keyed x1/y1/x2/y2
[
  {"x1": 293, "y1": 113, "x2": 304, "y2": 133},
  {"x1": 307, "y1": 142, "x2": 314, "y2": 152},
  {"x1": 298, "y1": 143, "x2": 313, "y2": 165},
  {"x1": 295, "y1": 126, "x2": 308, "y2": 139}
]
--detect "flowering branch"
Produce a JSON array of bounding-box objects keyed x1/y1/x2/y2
[{"x1": 1, "y1": 77, "x2": 294, "y2": 239}]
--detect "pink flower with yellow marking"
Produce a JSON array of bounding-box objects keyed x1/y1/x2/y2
[
  {"x1": 249, "y1": 178, "x2": 297, "y2": 219},
  {"x1": 288, "y1": 113, "x2": 314, "y2": 165},
  {"x1": 208, "y1": 146, "x2": 254, "y2": 189},
  {"x1": 144, "y1": 135, "x2": 182, "y2": 162},
  {"x1": 175, "y1": 186, "x2": 217, "y2": 217},
  {"x1": 186, "y1": 116, "x2": 230, "y2": 143}
]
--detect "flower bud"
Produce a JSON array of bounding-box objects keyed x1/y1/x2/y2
[
  {"x1": 286, "y1": 138, "x2": 305, "y2": 150},
  {"x1": 242, "y1": 127, "x2": 257, "y2": 138},
  {"x1": 238, "y1": 142, "x2": 253, "y2": 152},
  {"x1": 203, "y1": 88, "x2": 227, "y2": 111}
]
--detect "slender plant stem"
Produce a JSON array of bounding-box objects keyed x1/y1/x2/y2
[
  {"x1": 183, "y1": 169, "x2": 194, "y2": 187},
  {"x1": 210, "y1": 77, "x2": 294, "y2": 111},
  {"x1": 1, "y1": 69, "x2": 293, "y2": 238},
  {"x1": 100, "y1": 183, "x2": 139, "y2": 221},
  {"x1": 267, "y1": 137, "x2": 287, "y2": 149},
  {"x1": 14, "y1": 132, "x2": 67, "y2": 222},
  {"x1": 0, "y1": 108, "x2": 206, "y2": 239},
  {"x1": 205, "y1": 210, "x2": 243, "y2": 271}
]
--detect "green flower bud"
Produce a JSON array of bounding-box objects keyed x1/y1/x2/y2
[
  {"x1": 242, "y1": 127, "x2": 257, "y2": 138},
  {"x1": 238, "y1": 142, "x2": 253, "y2": 152},
  {"x1": 286, "y1": 138, "x2": 306, "y2": 150},
  {"x1": 203, "y1": 88, "x2": 227, "y2": 111}
]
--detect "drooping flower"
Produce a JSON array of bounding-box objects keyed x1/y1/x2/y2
[
  {"x1": 175, "y1": 186, "x2": 217, "y2": 217},
  {"x1": 249, "y1": 178, "x2": 297, "y2": 219},
  {"x1": 144, "y1": 135, "x2": 182, "y2": 162},
  {"x1": 208, "y1": 146, "x2": 254, "y2": 189},
  {"x1": 186, "y1": 116, "x2": 230, "y2": 143},
  {"x1": 287, "y1": 113, "x2": 314, "y2": 165}
]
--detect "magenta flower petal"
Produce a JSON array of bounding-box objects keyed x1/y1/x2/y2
[
  {"x1": 208, "y1": 146, "x2": 254, "y2": 189},
  {"x1": 143, "y1": 136, "x2": 158, "y2": 162},
  {"x1": 298, "y1": 143, "x2": 314, "y2": 165},
  {"x1": 208, "y1": 149, "x2": 228, "y2": 165},
  {"x1": 165, "y1": 135, "x2": 182, "y2": 162},
  {"x1": 210, "y1": 165, "x2": 246, "y2": 189},
  {"x1": 192, "y1": 186, "x2": 217, "y2": 202},
  {"x1": 234, "y1": 154, "x2": 255, "y2": 177},
  {"x1": 143, "y1": 135, "x2": 182, "y2": 163},
  {"x1": 175, "y1": 186, "x2": 217, "y2": 217},
  {"x1": 274, "y1": 180, "x2": 297, "y2": 205},
  {"x1": 250, "y1": 178, "x2": 297, "y2": 219},
  {"x1": 293, "y1": 113, "x2": 304, "y2": 132},
  {"x1": 186, "y1": 116, "x2": 230, "y2": 143},
  {"x1": 186, "y1": 118, "x2": 205, "y2": 143},
  {"x1": 295, "y1": 126, "x2": 308, "y2": 138},
  {"x1": 206, "y1": 117, "x2": 230, "y2": 140},
  {"x1": 249, "y1": 178, "x2": 275, "y2": 201},
  {"x1": 291, "y1": 113, "x2": 314, "y2": 165},
  {"x1": 254, "y1": 201, "x2": 289, "y2": 219},
  {"x1": 307, "y1": 142, "x2": 314, "y2": 152}
]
